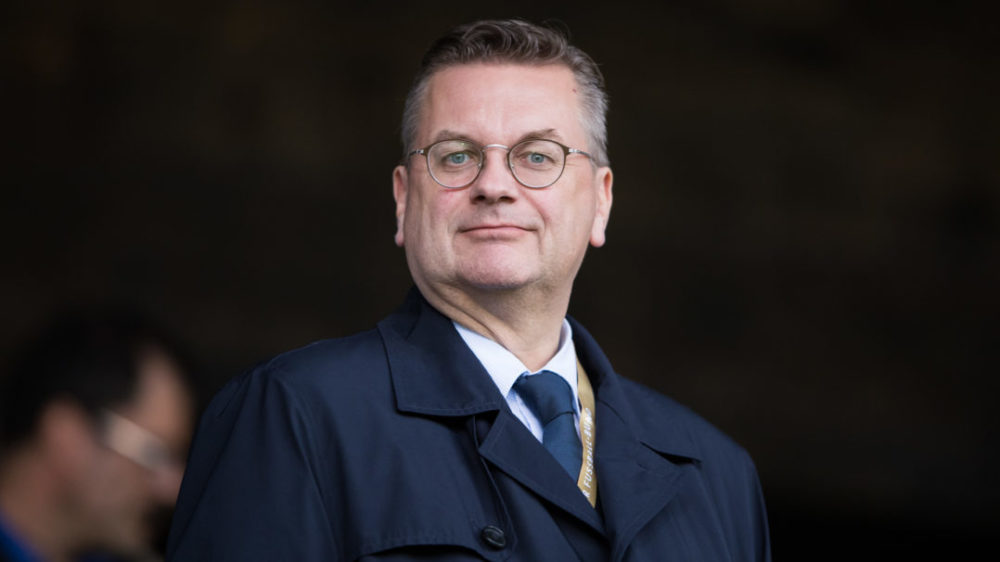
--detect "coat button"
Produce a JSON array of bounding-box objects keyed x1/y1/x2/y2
[{"x1": 480, "y1": 525, "x2": 506, "y2": 549}]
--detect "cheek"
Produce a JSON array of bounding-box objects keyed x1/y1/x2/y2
[
  {"x1": 409, "y1": 191, "x2": 459, "y2": 237},
  {"x1": 68, "y1": 458, "x2": 145, "y2": 536},
  {"x1": 98, "y1": 455, "x2": 149, "y2": 496},
  {"x1": 536, "y1": 192, "x2": 591, "y2": 235}
]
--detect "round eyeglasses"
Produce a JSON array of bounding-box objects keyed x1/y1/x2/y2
[{"x1": 406, "y1": 138, "x2": 594, "y2": 189}]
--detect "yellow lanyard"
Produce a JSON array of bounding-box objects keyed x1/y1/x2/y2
[{"x1": 576, "y1": 359, "x2": 598, "y2": 507}]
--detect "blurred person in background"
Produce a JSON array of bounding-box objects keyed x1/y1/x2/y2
[{"x1": 0, "y1": 309, "x2": 195, "y2": 562}]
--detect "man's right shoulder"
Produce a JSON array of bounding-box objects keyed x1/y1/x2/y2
[
  {"x1": 203, "y1": 328, "x2": 391, "y2": 420},
  {"x1": 257, "y1": 328, "x2": 387, "y2": 382}
]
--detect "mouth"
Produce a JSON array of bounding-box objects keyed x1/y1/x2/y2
[
  {"x1": 458, "y1": 224, "x2": 532, "y2": 240},
  {"x1": 460, "y1": 224, "x2": 526, "y2": 233}
]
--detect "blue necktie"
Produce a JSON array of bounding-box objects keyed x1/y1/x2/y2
[{"x1": 514, "y1": 371, "x2": 583, "y2": 481}]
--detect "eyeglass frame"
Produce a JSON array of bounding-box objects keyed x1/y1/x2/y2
[
  {"x1": 404, "y1": 138, "x2": 595, "y2": 190},
  {"x1": 99, "y1": 409, "x2": 182, "y2": 473}
]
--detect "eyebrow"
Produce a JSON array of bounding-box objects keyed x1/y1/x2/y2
[{"x1": 430, "y1": 128, "x2": 565, "y2": 145}]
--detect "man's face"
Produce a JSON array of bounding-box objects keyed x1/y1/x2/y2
[
  {"x1": 70, "y1": 350, "x2": 192, "y2": 556},
  {"x1": 393, "y1": 63, "x2": 613, "y2": 299}
]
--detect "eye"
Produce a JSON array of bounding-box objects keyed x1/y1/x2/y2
[
  {"x1": 513, "y1": 141, "x2": 560, "y2": 169},
  {"x1": 434, "y1": 146, "x2": 479, "y2": 169},
  {"x1": 447, "y1": 152, "x2": 470, "y2": 165}
]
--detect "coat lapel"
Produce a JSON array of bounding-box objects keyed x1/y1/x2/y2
[
  {"x1": 382, "y1": 289, "x2": 505, "y2": 417},
  {"x1": 379, "y1": 289, "x2": 604, "y2": 534},
  {"x1": 593, "y1": 384, "x2": 694, "y2": 562},
  {"x1": 477, "y1": 408, "x2": 604, "y2": 533},
  {"x1": 570, "y1": 319, "x2": 702, "y2": 562},
  {"x1": 379, "y1": 290, "x2": 702, "y2": 558}
]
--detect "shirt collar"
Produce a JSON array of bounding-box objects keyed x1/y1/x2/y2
[{"x1": 453, "y1": 319, "x2": 580, "y2": 414}]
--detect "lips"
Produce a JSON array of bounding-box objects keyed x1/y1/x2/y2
[
  {"x1": 457, "y1": 215, "x2": 537, "y2": 232},
  {"x1": 460, "y1": 224, "x2": 527, "y2": 233},
  {"x1": 457, "y1": 223, "x2": 534, "y2": 242}
]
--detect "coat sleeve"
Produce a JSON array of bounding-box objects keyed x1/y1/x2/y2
[{"x1": 166, "y1": 365, "x2": 339, "y2": 561}]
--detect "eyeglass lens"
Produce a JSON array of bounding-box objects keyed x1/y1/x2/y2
[
  {"x1": 427, "y1": 139, "x2": 566, "y2": 189},
  {"x1": 101, "y1": 410, "x2": 177, "y2": 472}
]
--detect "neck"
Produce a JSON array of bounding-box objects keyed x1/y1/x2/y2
[
  {"x1": 0, "y1": 450, "x2": 78, "y2": 562},
  {"x1": 419, "y1": 282, "x2": 571, "y2": 372}
]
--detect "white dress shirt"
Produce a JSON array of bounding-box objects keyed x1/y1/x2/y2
[{"x1": 453, "y1": 319, "x2": 580, "y2": 442}]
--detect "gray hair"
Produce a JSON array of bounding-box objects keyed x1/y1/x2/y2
[{"x1": 401, "y1": 19, "x2": 610, "y2": 166}]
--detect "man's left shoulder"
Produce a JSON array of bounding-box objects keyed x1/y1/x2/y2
[{"x1": 609, "y1": 373, "x2": 771, "y2": 561}]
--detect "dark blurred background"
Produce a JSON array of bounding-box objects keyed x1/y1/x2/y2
[{"x1": 2, "y1": 1, "x2": 997, "y2": 559}]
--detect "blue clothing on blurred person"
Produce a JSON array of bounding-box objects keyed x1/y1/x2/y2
[{"x1": 0, "y1": 512, "x2": 41, "y2": 562}]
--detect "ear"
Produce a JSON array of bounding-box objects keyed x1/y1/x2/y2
[
  {"x1": 392, "y1": 165, "x2": 409, "y2": 247},
  {"x1": 589, "y1": 166, "x2": 614, "y2": 247}
]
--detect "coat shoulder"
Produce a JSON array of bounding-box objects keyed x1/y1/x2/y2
[
  {"x1": 201, "y1": 328, "x2": 391, "y2": 428},
  {"x1": 259, "y1": 328, "x2": 386, "y2": 382}
]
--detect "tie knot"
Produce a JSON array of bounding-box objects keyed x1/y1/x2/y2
[{"x1": 514, "y1": 371, "x2": 575, "y2": 425}]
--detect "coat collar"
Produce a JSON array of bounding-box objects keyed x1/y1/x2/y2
[
  {"x1": 568, "y1": 317, "x2": 702, "y2": 463},
  {"x1": 378, "y1": 288, "x2": 707, "y2": 557},
  {"x1": 378, "y1": 287, "x2": 507, "y2": 417},
  {"x1": 567, "y1": 319, "x2": 707, "y2": 560},
  {"x1": 378, "y1": 288, "x2": 702, "y2": 462}
]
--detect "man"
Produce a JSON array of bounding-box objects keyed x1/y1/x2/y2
[
  {"x1": 0, "y1": 310, "x2": 194, "y2": 562},
  {"x1": 168, "y1": 19, "x2": 770, "y2": 561}
]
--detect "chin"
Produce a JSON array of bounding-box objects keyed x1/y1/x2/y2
[
  {"x1": 464, "y1": 279, "x2": 527, "y2": 292},
  {"x1": 457, "y1": 267, "x2": 539, "y2": 292}
]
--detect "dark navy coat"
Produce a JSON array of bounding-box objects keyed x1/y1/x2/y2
[{"x1": 167, "y1": 290, "x2": 770, "y2": 561}]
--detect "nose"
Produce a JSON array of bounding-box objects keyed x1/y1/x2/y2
[{"x1": 468, "y1": 145, "x2": 518, "y2": 203}]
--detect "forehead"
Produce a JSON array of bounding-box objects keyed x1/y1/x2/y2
[{"x1": 418, "y1": 63, "x2": 585, "y2": 145}]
